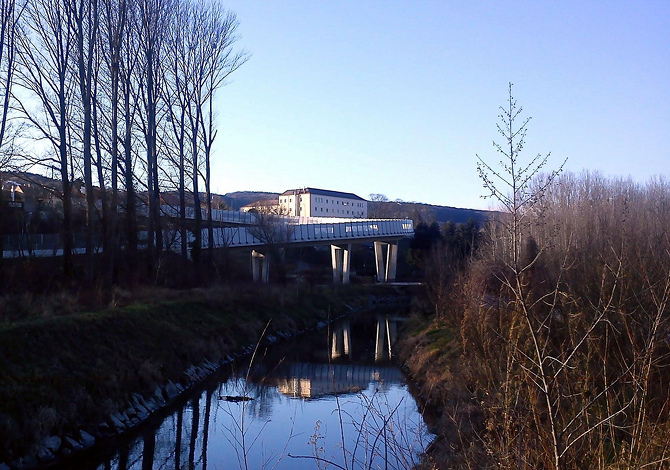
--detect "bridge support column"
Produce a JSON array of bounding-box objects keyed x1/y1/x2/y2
[
  {"x1": 374, "y1": 241, "x2": 398, "y2": 282},
  {"x1": 251, "y1": 250, "x2": 269, "y2": 283},
  {"x1": 331, "y1": 244, "x2": 352, "y2": 284}
]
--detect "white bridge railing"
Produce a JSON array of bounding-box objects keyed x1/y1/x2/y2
[{"x1": 169, "y1": 217, "x2": 414, "y2": 250}]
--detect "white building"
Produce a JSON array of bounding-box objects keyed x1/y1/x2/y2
[{"x1": 279, "y1": 188, "x2": 368, "y2": 218}]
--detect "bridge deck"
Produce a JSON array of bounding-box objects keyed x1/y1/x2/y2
[
  {"x1": 2, "y1": 209, "x2": 414, "y2": 257},
  {"x1": 176, "y1": 216, "x2": 414, "y2": 250}
]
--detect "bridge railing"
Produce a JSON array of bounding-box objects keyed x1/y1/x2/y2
[{"x1": 171, "y1": 217, "x2": 414, "y2": 250}]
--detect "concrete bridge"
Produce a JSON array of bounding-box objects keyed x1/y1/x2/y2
[
  {"x1": 164, "y1": 208, "x2": 414, "y2": 284},
  {"x1": 2, "y1": 207, "x2": 414, "y2": 284}
]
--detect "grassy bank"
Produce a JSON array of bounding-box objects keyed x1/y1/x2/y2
[
  {"x1": 397, "y1": 308, "x2": 476, "y2": 469},
  {"x1": 0, "y1": 284, "x2": 378, "y2": 463}
]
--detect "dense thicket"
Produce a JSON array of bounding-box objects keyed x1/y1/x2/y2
[
  {"x1": 1, "y1": 0, "x2": 247, "y2": 289},
  {"x1": 414, "y1": 85, "x2": 670, "y2": 469},
  {"x1": 431, "y1": 172, "x2": 670, "y2": 469}
]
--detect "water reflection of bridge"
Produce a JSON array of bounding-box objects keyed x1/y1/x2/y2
[
  {"x1": 265, "y1": 314, "x2": 407, "y2": 399},
  {"x1": 273, "y1": 362, "x2": 403, "y2": 399},
  {"x1": 329, "y1": 315, "x2": 405, "y2": 363}
]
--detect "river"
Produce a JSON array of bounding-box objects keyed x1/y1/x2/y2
[{"x1": 59, "y1": 311, "x2": 433, "y2": 469}]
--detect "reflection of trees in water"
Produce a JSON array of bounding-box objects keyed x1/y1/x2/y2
[
  {"x1": 141, "y1": 430, "x2": 155, "y2": 470},
  {"x1": 247, "y1": 380, "x2": 281, "y2": 420},
  {"x1": 188, "y1": 396, "x2": 199, "y2": 470},
  {"x1": 105, "y1": 387, "x2": 217, "y2": 470},
  {"x1": 202, "y1": 388, "x2": 213, "y2": 470},
  {"x1": 217, "y1": 374, "x2": 281, "y2": 420},
  {"x1": 217, "y1": 376, "x2": 276, "y2": 469},
  {"x1": 174, "y1": 408, "x2": 183, "y2": 470}
]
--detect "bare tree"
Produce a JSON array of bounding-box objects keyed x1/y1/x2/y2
[
  {"x1": 195, "y1": 5, "x2": 247, "y2": 265},
  {"x1": 0, "y1": 0, "x2": 23, "y2": 280},
  {"x1": 99, "y1": 0, "x2": 128, "y2": 283},
  {"x1": 161, "y1": 1, "x2": 248, "y2": 279},
  {"x1": 118, "y1": 0, "x2": 140, "y2": 270},
  {"x1": 69, "y1": 0, "x2": 99, "y2": 285},
  {"x1": 15, "y1": 0, "x2": 76, "y2": 280},
  {"x1": 477, "y1": 83, "x2": 565, "y2": 275},
  {"x1": 137, "y1": 0, "x2": 171, "y2": 273},
  {"x1": 0, "y1": 0, "x2": 20, "y2": 154},
  {"x1": 164, "y1": 0, "x2": 190, "y2": 264},
  {"x1": 475, "y1": 83, "x2": 566, "y2": 469},
  {"x1": 247, "y1": 205, "x2": 293, "y2": 283}
]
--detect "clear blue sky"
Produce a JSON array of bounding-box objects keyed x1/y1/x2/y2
[{"x1": 210, "y1": 1, "x2": 669, "y2": 210}]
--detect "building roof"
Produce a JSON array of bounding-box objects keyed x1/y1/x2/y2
[{"x1": 280, "y1": 187, "x2": 366, "y2": 201}]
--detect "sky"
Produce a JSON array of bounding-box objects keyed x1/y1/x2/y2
[{"x1": 209, "y1": 1, "x2": 669, "y2": 210}]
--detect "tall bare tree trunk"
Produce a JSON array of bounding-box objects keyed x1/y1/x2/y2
[
  {"x1": 102, "y1": 0, "x2": 126, "y2": 285},
  {"x1": 138, "y1": 0, "x2": 167, "y2": 277},
  {"x1": 0, "y1": 0, "x2": 21, "y2": 287},
  {"x1": 16, "y1": 0, "x2": 75, "y2": 281},
  {"x1": 71, "y1": 0, "x2": 99, "y2": 286},
  {"x1": 92, "y1": 88, "x2": 109, "y2": 257},
  {"x1": 122, "y1": 79, "x2": 137, "y2": 268},
  {"x1": 189, "y1": 108, "x2": 201, "y2": 277}
]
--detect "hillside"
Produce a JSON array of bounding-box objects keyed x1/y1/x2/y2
[
  {"x1": 220, "y1": 191, "x2": 279, "y2": 210},
  {"x1": 367, "y1": 200, "x2": 493, "y2": 225}
]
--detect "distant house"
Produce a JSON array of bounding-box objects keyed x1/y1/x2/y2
[
  {"x1": 2, "y1": 181, "x2": 24, "y2": 203},
  {"x1": 279, "y1": 188, "x2": 367, "y2": 218},
  {"x1": 240, "y1": 198, "x2": 280, "y2": 213}
]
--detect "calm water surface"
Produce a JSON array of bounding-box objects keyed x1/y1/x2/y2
[{"x1": 71, "y1": 313, "x2": 433, "y2": 469}]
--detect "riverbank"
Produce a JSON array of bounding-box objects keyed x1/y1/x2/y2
[
  {"x1": 0, "y1": 284, "x2": 410, "y2": 468},
  {"x1": 396, "y1": 308, "x2": 481, "y2": 469}
]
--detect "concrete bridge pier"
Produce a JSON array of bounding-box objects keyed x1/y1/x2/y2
[
  {"x1": 331, "y1": 244, "x2": 352, "y2": 284},
  {"x1": 251, "y1": 250, "x2": 269, "y2": 283},
  {"x1": 374, "y1": 241, "x2": 398, "y2": 282}
]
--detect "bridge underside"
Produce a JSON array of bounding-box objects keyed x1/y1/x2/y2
[{"x1": 249, "y1": 238, "x2": 401, "y2": 285}]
